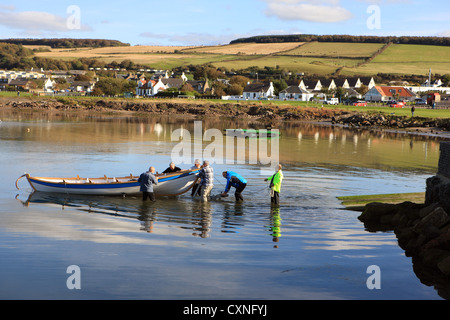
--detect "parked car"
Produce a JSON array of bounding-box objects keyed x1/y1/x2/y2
[
  {"x1": 415, "y1": 99, "x2": 426, "y2": 105},
  {"x1": 324, "y1": 98, "x2": 339, "y2": 105},
  {"x1": 390, "y1": 101, "x2": 405, "y2": 108},
  {"x1": 353, "y1": 101, "x2": 367, "y2": 106}
]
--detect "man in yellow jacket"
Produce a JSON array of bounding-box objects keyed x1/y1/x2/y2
[{"x1": 265, "y1": 164, "x2": 283, "y2": 205}]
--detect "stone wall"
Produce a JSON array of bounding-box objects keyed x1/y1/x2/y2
[{"x1": 438, "y1": 142, "x2": 450, "y2": 178}]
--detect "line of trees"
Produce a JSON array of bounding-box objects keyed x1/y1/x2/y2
[
  {"x1": 0, "y1": 38, "x2": 129, "y2": 48},
  {"x1": 230, "y1": 34, "x2": 450, "y2": 46}
]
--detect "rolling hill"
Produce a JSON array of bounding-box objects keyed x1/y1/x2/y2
[{"x1": 31, "y1": 41, "x2": 450, "y2": 77}]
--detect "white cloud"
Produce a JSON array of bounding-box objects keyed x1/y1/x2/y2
[
  {"x1": 263, "y1": 0, "x2": 353, "y2": 23},
  {"x1": 0, "y1": 7, "x2": 92, "y2": 35}
]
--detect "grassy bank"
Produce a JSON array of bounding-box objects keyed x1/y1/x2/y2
[{"x1": 338, "y1": 192, "x2": 426, "y2": 211}]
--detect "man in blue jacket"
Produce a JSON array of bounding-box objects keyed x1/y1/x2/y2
[{"x1": 221, "y1": 171, "x2": 247, "y2": 201}]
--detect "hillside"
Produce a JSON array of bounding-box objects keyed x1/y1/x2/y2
[{"x1": 32, "y1": 42, "x2": 450, "y2": 77}]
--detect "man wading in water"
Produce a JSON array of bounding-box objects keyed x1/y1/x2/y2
[
  {"x1": 138, "y1": 166, "x2": 158, "y2": 201},
  {"x1": 265, "y1": 164, "x2": 283, "y2": 206}
]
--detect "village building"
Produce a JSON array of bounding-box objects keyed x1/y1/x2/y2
[
  {"x1": 70, "y1": 80, "x2": 96, "y2": 93},
  {"x1": 136, "y1": 78, "x2": 166, "y2": 96},
  {"x1": 300, "y1": 80, "x2": 321, "y2": 92},
  {"x1": 44, "y1": 78, "x2": 56, "y2": 92},
  {"x1": 136, "y1": 75, "x2": 186, "y2": 97},
  {"x1": 243, "y1": 82, "x2": 274, "y2": 100},
  {"x1": 364, "y1": 86, "x2": 417, "y2": 102},
  {"x1": 186, "y1": 79, "x2": 211, "y2": 95},
  {"x1": 279, "y1": 86, "x2": 314, "y2": 101},
  {"x1": 161, "y1": 78, "x2": 184, "y2": 90},
  {"x1": 334, "y1": 78, "x2": 350, "y2": 89},
  {"x1": 8, "y1": 78, "x2": 32, "y2": 91},
  {"x1": 318, "y1": 79, "x2": 336, "y2": 91}
]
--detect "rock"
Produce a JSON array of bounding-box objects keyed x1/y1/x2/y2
[
  {"x1": 423, "y1": 232, "x2": 450, "y2": 251},
  {"x1": 421, "y1": 249, "x2": 450, "y2": 267},
  {"x1": 437, "y1": 256, "x2": 450, "y2": 276},
  {"x1": 426, "y1": 176, "x2": 443, "y2": 205},
  {"x1": 413, "y1": 206, "x2": 450, "y2": 234},
  {"x1": 358, "y1": 202, "x2": 399, "y2": 222}
]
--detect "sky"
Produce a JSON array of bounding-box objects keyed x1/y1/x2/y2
[{"x1": 0, "y1": 0, "x2": 448, "y2": 46}]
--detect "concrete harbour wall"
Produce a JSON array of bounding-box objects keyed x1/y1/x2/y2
[
  {"x1": 426, "y1": 142, "x2": 450, "y2": 213},
  {"x1": 438, "y1": 142, "x2": 450, "y2": 178}
]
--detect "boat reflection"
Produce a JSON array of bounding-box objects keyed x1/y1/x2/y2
[{"x1": 16, "y1": 191, "x2": 242, "y2": 239}]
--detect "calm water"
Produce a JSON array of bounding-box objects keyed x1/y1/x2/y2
[{"x1": 0, "y1": 109, "x2": 446, "y2": 300}]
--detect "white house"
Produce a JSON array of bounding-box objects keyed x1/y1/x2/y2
[
  {"x1": 279, "y1": 86, "x2": 314, "y2": 101},
  {"x1": 44, "y1": 78, "x2": 56, "y2": 92},
  {"x1": 136, "y1": 78, "x2": 166, "y2": 96},
  {"x1": 361, "y1": 77, "x2": 376, "y2": 89},
  {"x1": 70, "y1": 81, "x2": 96, "y2": 93},
  {"x1": 243, "y1": 82, "x2": 274, "y2": 100},
  {"x1": 319, "y1": 79, "x2": 336, "y2": 91},
  {"x1": 300, "y1": 80, "x2": 321, "y2": 92}
]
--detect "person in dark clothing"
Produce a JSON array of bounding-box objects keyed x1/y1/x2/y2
[
  {"x1": 138, "y1": 166, "x2": 158, "y2": 201},
  {"x1": 221, "y1": 171, "x2": 247, "y2": 201},
  {"x1": 162, "y1": 162, "x2": 181, "y2": 174},
  {"x1": 191, "y1": 159, "x2": 202, "y2": 196}
]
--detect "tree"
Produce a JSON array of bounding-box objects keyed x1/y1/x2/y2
[
  {"x1": 272, "y1": 79, "x2": 288, "y2": 96},
  {"x1": 94, "y1": 78, "x2": 135, "y2": 96},
  {"x1": 230, "y1": 75, "x2": 250, "y2": 88},
  {"x1": 226, "y1": 84, "x2": 244, "y2": 96}
]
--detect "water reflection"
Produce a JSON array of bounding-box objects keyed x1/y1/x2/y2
[
  {"x1": 16, "y1": 191, "x2": 231, "y2": 239},
  {"x1": 267, "y1": 206, "x2": 281, "y2": 247},
  {"x1": 1, "y1": 109, "x2": 444, "y2": 174}
]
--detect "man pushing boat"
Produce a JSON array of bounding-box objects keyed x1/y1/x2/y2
[
  {"x1": 138, "y1": 166, "x2": 158, "y2": 201},
  {"x1": 221, "y1": 171, "x2": 247, "y2": 202}
]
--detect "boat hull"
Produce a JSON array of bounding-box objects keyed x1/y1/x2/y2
[{"x1": 20, "y1": 170, "x2": 199, "y2": 196}]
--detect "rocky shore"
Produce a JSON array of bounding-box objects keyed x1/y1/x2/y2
[{"x1": 2, "y1": 97, "x2": 449, "y2": 136}]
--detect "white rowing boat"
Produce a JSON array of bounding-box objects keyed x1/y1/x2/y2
[{"x1": 16, "y1": 169, "x2": 200, "y2": 196}]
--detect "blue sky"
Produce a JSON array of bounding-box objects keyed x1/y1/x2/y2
[{"x1": 0, "y1": 0, "x2": 448, "y2": 46}]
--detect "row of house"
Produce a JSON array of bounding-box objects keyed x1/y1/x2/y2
[
  {"x1": 241, "y1": 77, "x2": 376, "y2": 101},
  {"x1": 135, "y1": 76, "x2": 211, "y2": 97},
  {"x1": 0, "y1": 69, "x2": 46, "y2": 80},
  {"x1": 1, "y1": 77, "x2": 96, "y2": 94}
]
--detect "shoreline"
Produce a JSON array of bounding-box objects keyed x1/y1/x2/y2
[{"x1": 1, "y1": 96, "x2": 449, "y2": 139}]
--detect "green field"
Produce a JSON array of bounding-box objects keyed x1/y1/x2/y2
[
  {"x1": 280, "y1": 42, "x2": 385, "y2": 58},
  {"x1": 34, "y1": 42, "x2": 450, "y2": 76},
  {"x1": 354, "y1": 44, "x2": 450, "y2": 75}
]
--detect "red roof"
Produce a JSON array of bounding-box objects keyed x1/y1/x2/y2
[{"x1": 373, "y1": 86, "x2": 414, "y2": 98}]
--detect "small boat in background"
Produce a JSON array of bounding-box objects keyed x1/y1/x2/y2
[
  {"x1": 16, "y1": 169, "x2": 200, "y2": 196},
  {"x1": 224, "y1": 128, "x2": 280, "y2": 139}
]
